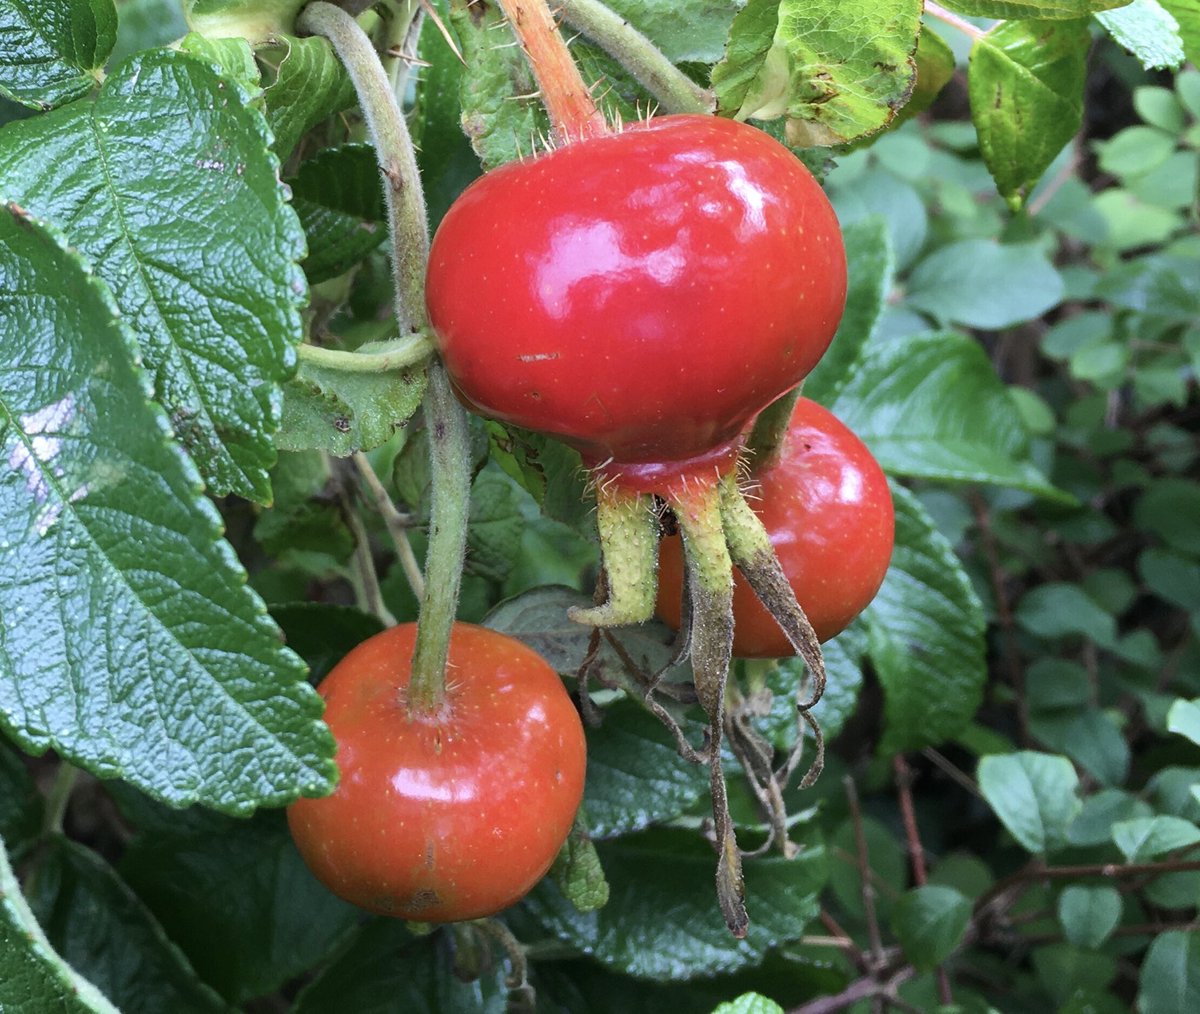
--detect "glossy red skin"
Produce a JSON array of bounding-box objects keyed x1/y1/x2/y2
[
  {"x1": 287, "y1": 623, "x2": 586, "y2": 921},
  {"x1": 426, "y1": 114, "x2": 847, "y2": 476},
  {"x1": 657, "y1": 399, "x2": 894, "y2": 656}
]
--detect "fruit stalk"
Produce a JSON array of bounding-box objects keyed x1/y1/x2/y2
[
  {"x1": 495, "y1": 0, "x2": 610, "y2": 142},
  {"x1": 298, "y1": 1, "x2": 429, "y2": 335},
  {"x1": 408, "y1": 361, "x2": 472, "y2": 711},
  {"x1": 745, "y1": 384, "x2": 803, "y2": 470},
  {"x1": 558, "y1": 0, "x2": 714, "y2": 115}
]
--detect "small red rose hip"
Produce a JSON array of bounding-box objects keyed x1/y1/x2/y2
[
  {"x1": 657, "y1": 398, "x2": 894, "y2": 656},
  {"x1": 288, "y1": 623, "x2": 586, "y2": 921}
]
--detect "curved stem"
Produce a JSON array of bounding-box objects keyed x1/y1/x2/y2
[
  {"x1": 923, "y1": 1, "x2": 985, "y2": 42},
  {"x1": 298, "y1": 334, "x2": 434, "y2": 372},
  {"x1": 745, "y1": 382, "x2": 802, "y2": 470},
  {"x1": 407, "y1": 360, "x2": 472, "y2": 712},
  {"x1": 42, "y1": 763, "x2": 79, "y2": 836},
  {"x1": 353, "y1": 452, "x2": 425, "y2": 600},
  {"x1": 559, "y1": 0, "x2": 713, "y2": 115},
  {"x1": 298, "y1": 1, "x2": 430, "y2": 335},
  {"x1": 496, "y1": 0, "x2": 610, "y2": 143}
]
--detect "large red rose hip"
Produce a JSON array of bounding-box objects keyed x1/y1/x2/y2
[
  {"x1": 287, "y1": 623, "x2": 586, "y2": 922},
  {"x1": 657, "y1": 398, "x2": 894, "y2": 656},
  {"x1": 425, "y1": 114, "x2": 847, "y2": 478}
]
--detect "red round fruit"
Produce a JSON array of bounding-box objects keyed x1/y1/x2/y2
[
  {"x1": 425, "y1": 114, "x2": 846, "y2": 478},
  {"x1": 657, "y1": 398, "x2": 894, "y2": 655},
  {"x1": 287, "y1": 623, "x2": 586, "y2": 921}
]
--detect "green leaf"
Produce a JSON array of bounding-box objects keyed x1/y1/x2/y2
[
  {"x1": 712, "y1": 995, "x2": 786, "y2": 1014},
  {"x1": 466, "y1": 468, "x2": 525, "y2": 583},
  {"x1": 182, "y1": 0, "x2": 304, "y2": 42},
  {"x1": 487, "y1": 423, "x2": 592, "y2": 530},
  {"x1": 938, "y1": 0, "x2": 1130, "y2": 15},
  {"x1": 288, "y1": 144, "x2": 386, "y2": 284},
  {"x1": 25, "y1": 837, "x2": 231, "y2": 1013},
  {"x1": 804, "y1": 218, "x2": 893, "y2": 402},
  {"x1": 830, "y1": 332, "x2": 1061, "y2": 496},
  {"x1": 1140, "y1": 549, "x2": 1200, "y2": 611},
  {"x1": 0, "y1": 738, "x2": 41, "y2": 851},
  {"x1": 111, "y1": 0, "x2": 187, "y2": 65},
  {"x1": 1168, "y1": 699, "x2": 1200, "y2": 747},
  {"x1": 1097, "y1": 0, "x2": 1186, "y2": 69},
  {"x1": 1135, "y1": 84, "x2": 1187, "y2": 131},
  {"x1": 0, "y1": 0, "x2": 116, "y2": 109},
  {"x1": 828, "y1": 167, "x2": 928, "y2": 271},
  {"x1": 1057, "y1": 885, "x2": 1122, "y2": 949},
  {"x1": 115, "y1": 797, "x2": 361, "y2": 1004},
  {"x1": 1140, "y1": 930, "x2": 1200, "y2": 1014},
  {"x1": 1041, "y1": 710, "x2": 1130, "y2": 788},
  {"x1": 485, "y1": 585, "x2": 686, "y2": 689},
  {"x1": 277, "y1": 348, "x2": 428, "y2": 456},
  {"x1": 1069, "y1": 791, "x2": 1155, "y2": 850},
  {"x1": 891, "y1": 885, "x2": 972, "y2": 972},
  {"x1": 0, "y1": 833, "x2": 120, "y2": 1013},
  {"x1": 582, "y1": 700, "x2": 707, "y2": 839},
  {"x1": 259, "y1": 34, "x2": 355, "y2": 158},
  {"x1": 1134, "y1": 480, "x2": 1200, "y2": 556},
  {"x1": 713, "y1": 0, "x2": 923, "y2": 146},
  {"x1": 1096, "y1": 125, "x2": 1179, "y2": 178},
  {"x1": 1015, "y1": 583, "x2": 1117, "y2": 647},
  {"x1": 521, "y1": 827, "x2": 827, "y2": 980},
  {"x1": 1160, "y1": 2, "x2": 1200, "y2": 63},
  {"x1": 907, "y1": 240, "x2": 1066, "y2": 328},
  {"x1": 978, "y1": 751, "x2": 1081, "y2": 854},
  {"x1": 1068, "y1": 789, "x2": 1154, "y2": 846},
  {"x1": 551, "y1": 812, "x2": 611, "y2": 913},
  {"x1": 968, "y1": 19, "x2": 1090, "y2": 207},
  {"x1": 294, "y1": 922, "x2": 508, "y2": 1014},
  {"x1": 252, "y1": 451, "x2": 354, "y2": 562},
  {"x1": 1112, "y1": 815, "x2": 1200, "y2": 862},
  {"x1": 451, "y1": 0, "x2": 549, "y2": 170},
  {"x1": 896, "y1": 27, "x2": 956, "y2": 125},
  {"x1": 413, "y1": 10, "x2": 481, "y2": 228},
  {"x1": 0, "y1": 50, "x2": 307, "y2": 503},
  {"x1": 270, "y1": 603, "x2": 383, "y2": 684},
  {"x1": 604, "y1": 0, "x2": 742, "y2": 63},
  {"x1": 0, "y1": 206, "x2": 334, "y2": 813},
  {"x1": 865, "y1": 486, "x2": 987, "y2": 754},
  {"x1": 177, "y1": 31, "x2": 259, "y2": 88},
  {"x1": 772, "y1": 623, "x2": 865, "y2": 747}
]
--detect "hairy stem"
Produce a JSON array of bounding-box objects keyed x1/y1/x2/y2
[
  {"x1": 297, "y1": 334, "x2": 434, "y2": 372},
  {"x1": 496, "y1": 0, "x2": 609, "y2": 142},
  {"x1": 407, "y1": 360, "x2": 472, "y2": 711},
  {"x1": 299, "y1": 1, "x2": 430, "y2": 335},
  {"x1": 745, "y1": 383, "x2": 802, "y2": 470},
  {"x1": 559, "y1": 0, "x2": 713, "y2": 116}
]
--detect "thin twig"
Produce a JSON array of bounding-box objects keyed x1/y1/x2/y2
[
  {"x1": 970, "y1": 490, "x2": 1033, "y2": 747},
  {"x1": 894, "y1": 756, "x2": 953, "y2": 1006},
  {"x1": 844, "y1": 775, "x2": 886, "y2": 970},
  {"x1": 920, "y1": 748, "x2": 983, "y2": 799},
  {"x1": 790, "y1": 967, "x2": 916, "y2": 1014},
  {"x1": 352, "y1": 452, "x2": 425, "y2": 600},
  {"x1": 923, "y1": 1, "x2": 986, "y2": 41},
  {"x1": 338, "y1": 476, "x2": 398, "y2": 627}
]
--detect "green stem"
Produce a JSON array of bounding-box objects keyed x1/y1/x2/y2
[
  {"x1": 496, "y1": 0, "x2": 610, "y2": 142},
  {"x1": 298, "y1": 1, "x2": 430, "y2": 335},
  {"x1": 923, "y1": 1, "x2": 986, "y2": 41},
  {"x1": 298, "y1": 334, "x2": 434, "y2": 372},
  {"x1": 559, "y1": 0, "x2": 713, "y2": 116},
  {"x1": 42, "y1": 763, "x2": 79, "y2": 836},
  {"x1": 379, "y1": 0, "x2": 423, "y2": 104},
  {"x1": 745, "y1": 382, "x2": 802, "y2": 470},
  {"x1": 407, "y1": 360, "x2": 472, "y2": 712}
]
